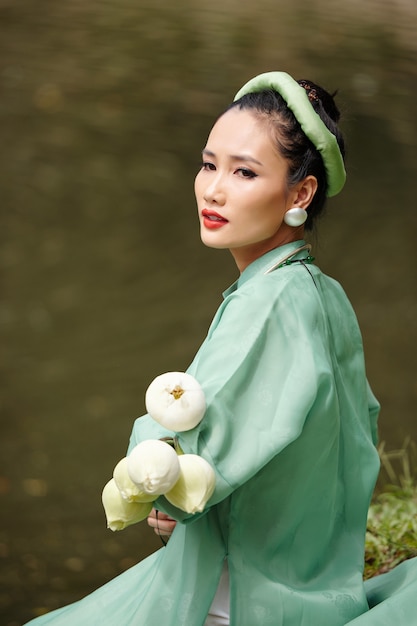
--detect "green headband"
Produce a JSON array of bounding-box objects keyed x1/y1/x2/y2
[{"x1": 233, "y1": 71, "x2": 346, "y2": 197}]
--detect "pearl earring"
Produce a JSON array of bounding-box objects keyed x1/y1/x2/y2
[{"x1": 283, "y1": 207, "x2": 308, "y2": 227}]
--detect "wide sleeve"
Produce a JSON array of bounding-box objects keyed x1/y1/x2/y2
[
  {"x1": 158, "y1": 272, "x2": 327, "y2": 518},
  {"x1": 127, "y1": 414, "x2": 174, "y2": 455}
]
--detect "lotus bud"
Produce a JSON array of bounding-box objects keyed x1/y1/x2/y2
[
  {"x1": 127, "y1": 439, "x2": 180, "y2": 496},
  {"x1": 113, "y1": 457, "x2": 157, "y2": 503},
  {"x1": 165, "y1": 454, "x2": 215, "y2": 514},
  {"x1": 102, "y1": 478, "x2": 153, "y2": 531},
  {"x1": 145, "y1": 371, "x2": 206, "y2": 432}
]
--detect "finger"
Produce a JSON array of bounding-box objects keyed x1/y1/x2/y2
[
  {"x1": 148, "y1": 510, "x2": 177, "y2": 537},
  {"x1": 148, "y1": 508, "x2": 174, "y2": 522},
  {"x1": 150, "y1": 518, "x2": 176, "y2": 535}
]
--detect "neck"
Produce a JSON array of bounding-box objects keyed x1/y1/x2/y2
[{"x1": 230, "y1": 230, "x2": 304, "y2": 273}]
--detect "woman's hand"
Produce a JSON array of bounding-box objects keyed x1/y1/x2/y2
[{"x1": 147, "y1": 508, "x2": 176, "y2": 541}]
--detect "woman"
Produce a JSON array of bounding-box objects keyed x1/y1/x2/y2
[{"x1": 25, "y1": 71, "x2": 416, "y2": 625}]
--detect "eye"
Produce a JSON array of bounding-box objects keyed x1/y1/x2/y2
[
  {"x1": 200, "y1": 161, "x2": 216, "y2": 172},
  {"x1": 236, "y1": 167, "x2": 258, "y2": 179}
]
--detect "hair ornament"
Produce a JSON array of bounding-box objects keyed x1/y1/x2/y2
[
  {"x1": 233, "y1": 71, "x2": 346, "y2": 197},
  {"x1": 298, "y1": 80, "x2": 319, "y2": 104}
]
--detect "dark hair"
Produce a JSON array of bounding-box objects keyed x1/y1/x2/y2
[{"x1": 228, "y1": 80, "x2": 345, "y2": 230}]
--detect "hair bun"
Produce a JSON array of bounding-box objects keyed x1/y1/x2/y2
[{"x1": 298, "y1": 79, "x2": 341, "y2": 123}]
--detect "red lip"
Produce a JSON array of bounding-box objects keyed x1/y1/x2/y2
[{"x1": 201, "y1": 209, "x2": 228, "y2": 230}]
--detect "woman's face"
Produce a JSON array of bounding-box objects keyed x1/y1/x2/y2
[{"x1": 194, "y1": 107, "x2": 305, "y2": 272}]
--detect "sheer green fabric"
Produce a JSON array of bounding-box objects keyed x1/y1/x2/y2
[{"x1": 25, "y1": 241, "x2": 417, "y2": 625}]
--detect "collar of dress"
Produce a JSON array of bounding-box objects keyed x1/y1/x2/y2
[{"x1": 222, "y1": 240, "x2": 308, "y2": 299}]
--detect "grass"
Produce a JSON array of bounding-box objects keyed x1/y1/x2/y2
[{"x1": 364, "y1": 438, "x2": 417, "y2": 579}]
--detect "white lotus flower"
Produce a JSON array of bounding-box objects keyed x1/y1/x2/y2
[
  {"x1": 165, "y1": 454, "x2": 216, "y2": 514},
  {"x1": 127, "y1": 439, "x2": 181, "y2": 496},
  {"x1": 113, "y1": 457, "x2": 157, "y2": 503},
  {"x1": 145, "y1": 371, "x2": 206, "y2": 432},
  {"x1": 102, "y1": 478, "x2": 153, "y2": 531}
]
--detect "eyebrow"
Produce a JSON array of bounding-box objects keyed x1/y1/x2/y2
[{"x1": 202, "y1": 149, "x2": 263, "y2": 166}]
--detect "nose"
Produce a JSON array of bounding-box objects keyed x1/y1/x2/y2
[{"x1": 202, "y1": 172, "x2": 226, "y2": 206}]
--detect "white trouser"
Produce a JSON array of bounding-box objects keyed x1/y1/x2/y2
[{"x1": 204, "y1": 561, "x2": 230, "y2": 626}]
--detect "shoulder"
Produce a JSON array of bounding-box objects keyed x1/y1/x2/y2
[
  {"x1": 231, "y1": 263, "x2": 323, "y2": 313},
  {"x1": 218, "y1": 265, "x2": 324, "y2": 338},
  {"x1": 228, "y1": 263, "x2": 358, "y2": 335}
]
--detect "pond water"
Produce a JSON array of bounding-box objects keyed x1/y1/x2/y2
[{"x1": 1, "y1": 0, "x2": 416, "y2": 623}]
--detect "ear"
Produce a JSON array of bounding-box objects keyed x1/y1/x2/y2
[{"x1": 291, "y1": 175, "x2": 318, "y2": 210}]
